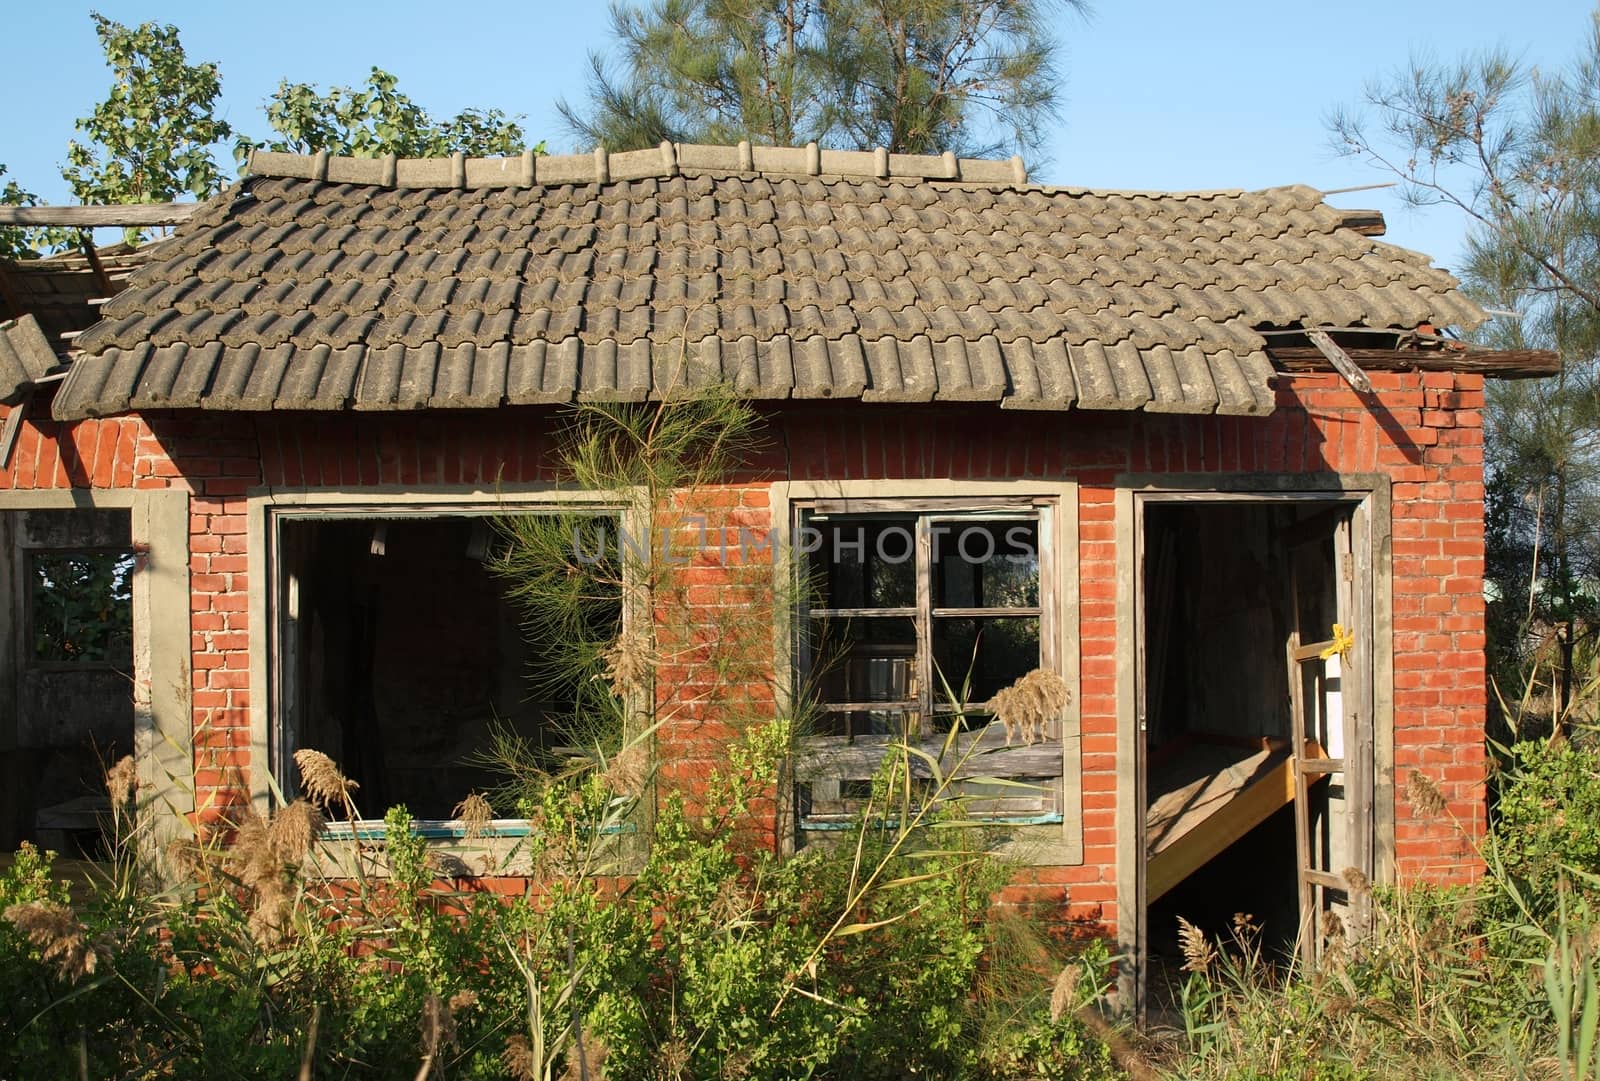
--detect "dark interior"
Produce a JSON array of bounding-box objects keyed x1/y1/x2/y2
[
  {"x1": 282, "y1": 516, "x2": 562, "y2": 820},
  {"x1": 1143, "y1": 501, "x2": 1343, "y2": 963}
]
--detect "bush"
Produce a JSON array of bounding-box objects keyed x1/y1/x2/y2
[
  {"x1": 0, "y1": 739, "x2": 1124, "y2": 1080},
  {"x1": 1488, "y1": 735, "x2": 1600, "y2": 919}
]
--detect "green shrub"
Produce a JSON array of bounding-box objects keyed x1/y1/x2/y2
[
  {"x1": 1489, "y1": 735, "x2": 1600, "y2": 919},
  {"x1": 0, "y1": 739, "x2": 1125, "y2": 1080}
]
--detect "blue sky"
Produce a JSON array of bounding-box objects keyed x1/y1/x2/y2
[{"x1": 0, "y1": 1, "x2": 1587, "y2": 276}]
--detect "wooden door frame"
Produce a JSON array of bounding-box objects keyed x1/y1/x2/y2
[{"x1": 1112, "y1": 475, "x2": 1393, "y2": 1013}]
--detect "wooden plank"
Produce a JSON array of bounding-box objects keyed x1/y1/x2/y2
[
  {"x1": 805, "y1": 497, "x2": 1035, "y2": 514},
  {"x1": 76, "y1": 233, "x2": 116, "y2": 300},
  {"x1": 1146, "y1": 740, "x2": 1283, "y2": 850},
  {"x1": 915, "y1": 517, "x2": 934, "y2": 727},
  {"x1": 1350, "y1": 504, "x2": 1376, "y2": 888},
  {"x1": 1298, "y1": 757, "x2": 1346, "y2": 775},
  {"x1": 1302, "y1": 867, "x2": 1347, "y2": 890},
  {"x1": 1271, "y1": 345, "x2": 1559, "y2": 378},
  {"x1": 1294, "y1": 639, "x2": 1336, "y2": 662},
  {"x1": 930, "y1": 606, "x2": 1043, "y2": 618},
  {"x1": 808, "y1": 607, "x2": 918, "y2": 618},
  {"x1": 1145, "y1": 745, "x2": 1328, "y2": 903},
  {"x1": 1286, "y1": 553, "x2": 1317, "y2": 969},
  {"x1": 1306, "y1": 329, "x2": 1374, "y2": 394},
  {"x1": 798, "y1": 728, "x2": 1063, "y2": 781},
  {"x1": 0, "y1": 391, "x2": 28, "y2": 470},
  {"x1": 815, "y1": 700, "x2": 920, "y2": 713},
  {"x1": 0, "y1": 203, "x2": 197, "y2": 227}
]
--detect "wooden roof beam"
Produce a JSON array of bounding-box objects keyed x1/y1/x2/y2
[
  {"x1": 1307, "y1": 328, "x2": 1374, "y2": 394},
  {"x1": 1270, "y1": 345, "x2": 1560, "y2": 378},
  {"x1": 77, "y1": 232, "x2": 115, "y2": 300},
  {"x1": 0, "y1": 203, "x2": 197, "y2": 227}
]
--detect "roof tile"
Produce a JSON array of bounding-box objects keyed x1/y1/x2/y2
[{"x1": 52, "y1": 145, "x2": 1493, "y2": 417}]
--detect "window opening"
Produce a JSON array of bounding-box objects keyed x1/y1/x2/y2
[
  {"x1": 29, "y1": 551, "x2": 135, "y2": 667},
  {"x1": 275, "y1": 512, "x2": 623, "y2": 824},
  {"x1": 796, "y1": 504, "x2": 1059, "y2": 827},
  {"x1": 3, "y1": 508, "x2": 136, "y2": 855}
]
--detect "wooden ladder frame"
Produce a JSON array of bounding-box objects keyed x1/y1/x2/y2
[{"x1": 1284, "y1": 507, "x2": 1374, "y2": 967}]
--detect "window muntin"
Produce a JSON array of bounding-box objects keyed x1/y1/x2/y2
[{"x1": 796, "y1": 503, "x2": 1061, "y2": 825}]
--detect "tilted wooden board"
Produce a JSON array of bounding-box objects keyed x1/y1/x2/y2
[{"x1": 1146, "y1": 739, "x2": 1327, "y2": 903}]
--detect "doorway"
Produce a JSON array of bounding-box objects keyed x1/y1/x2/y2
[{"x1": 1137, "y1": 494, "x2": 1375, "y2": 1004}]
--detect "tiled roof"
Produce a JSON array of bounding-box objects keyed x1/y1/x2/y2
[{"x1": 53, "y1": 142, "x2": 1487, "y2": 419}]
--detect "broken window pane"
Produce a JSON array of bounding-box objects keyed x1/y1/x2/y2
[
  {"x1": 797, "y1": 504, "x2": 1058, "y2": 825},
  {"x1": 810, "y1": 515, "x2": 917, "y2": 609},
  {"x1": 29, "y1": 551, "x2": 135, "y2": 666},
  {"x1": 931, "y1": 615, "x2": 1041, "y2": 708}
]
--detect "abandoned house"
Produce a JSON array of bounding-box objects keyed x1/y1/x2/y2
[{"x1": 0, "y1": 142, "x2": 1555, "y2": 995}]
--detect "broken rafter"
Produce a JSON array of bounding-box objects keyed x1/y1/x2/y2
[
  {"x1": 1306, "y1": 328, "x2": 1374, "y2": 394},
  {"x1": 0, "y1": 203, "x2": 196, "y2": 227},
  {"x1": 77, "y1": 233, "x2": 115, "y2": 301},
  {"x1": 0, "y1": 392, "x2": 29, "y2": 471}
]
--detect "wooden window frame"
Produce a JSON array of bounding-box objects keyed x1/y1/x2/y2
[
  {"x1": 770, "y1": 480, "x2": 1082, "y2": 865},
  {"x1": 248, "y1": 486, "x2": 644, "y2": 874}
]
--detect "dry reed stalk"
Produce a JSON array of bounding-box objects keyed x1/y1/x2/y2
[
  {"x1": 600, "y1": 632, "x2": 651, "y2": 700},
  {"x1": 3, "y1": 901, "x2": 100, "y2": 981},
  {"x1": 1049, "y1": 963, "x2": 1080, "y2": 1023},
  {"x1": 248, "y1": 881, "x2": 293, "y2": 946},
  {"x1": 420, "y1": 992, "x2": 457, "y2": 1057},
  {"x1": 602, "y1": 743, "x2": 649, "y2": 800},
  {"x1": 1406, "y1": 770, "x2": 1448, "y2": 821},
  {"x1": 1177, "y1": 916, "x2": 1217, "y2": 975},
  {"x1": 103, "y1": 754, "x2": 138, "y2": 808},
  {"x1": 269, "y1": 800, "x2": 325, "y2": 864},
  {"x1": 294, "y1": 749, "x2": 359, "y2": 815},
  {"x1": 563, "y1": 1033, "x2": 610, "y2": 1081},
  {"x1": 502, "y1": 1035, "x2": 538, "y2": 1081},
  {"x1": 232, "y1": 811, "x2": 281, "y2": 893},
  {"x1": 452, "y1": 793, "x2": 493, "y2": 840},
  {"x1": 989, "y1": 668, "x2": 1070, "y2": 746},
  {"x1": 165, "y1": 838, "x2": 206, "y2": 880}
]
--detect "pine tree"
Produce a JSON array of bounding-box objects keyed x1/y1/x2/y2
[
  {"x1": 559, "y1": 0, "x2": 1080, "y2": 159},
  {"x1": 1333, "y1": 10, "x2": 1600, "y2": 719}
]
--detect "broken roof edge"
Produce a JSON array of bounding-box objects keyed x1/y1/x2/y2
[{"x1": 0, "y1": 315, "x2": 64, "y2": 405}]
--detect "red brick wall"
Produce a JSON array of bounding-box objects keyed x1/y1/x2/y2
[{"x1": 0, "y1": 369, "x2": 1486, "y2": 927}]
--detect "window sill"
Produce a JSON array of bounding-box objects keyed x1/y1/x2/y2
[
  {"x1": 320, "y1": 819, "x2": 637, "y2": 842},
  {"x1": 799, "y1": 812, "x2": 1065, "y2": 831}
]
